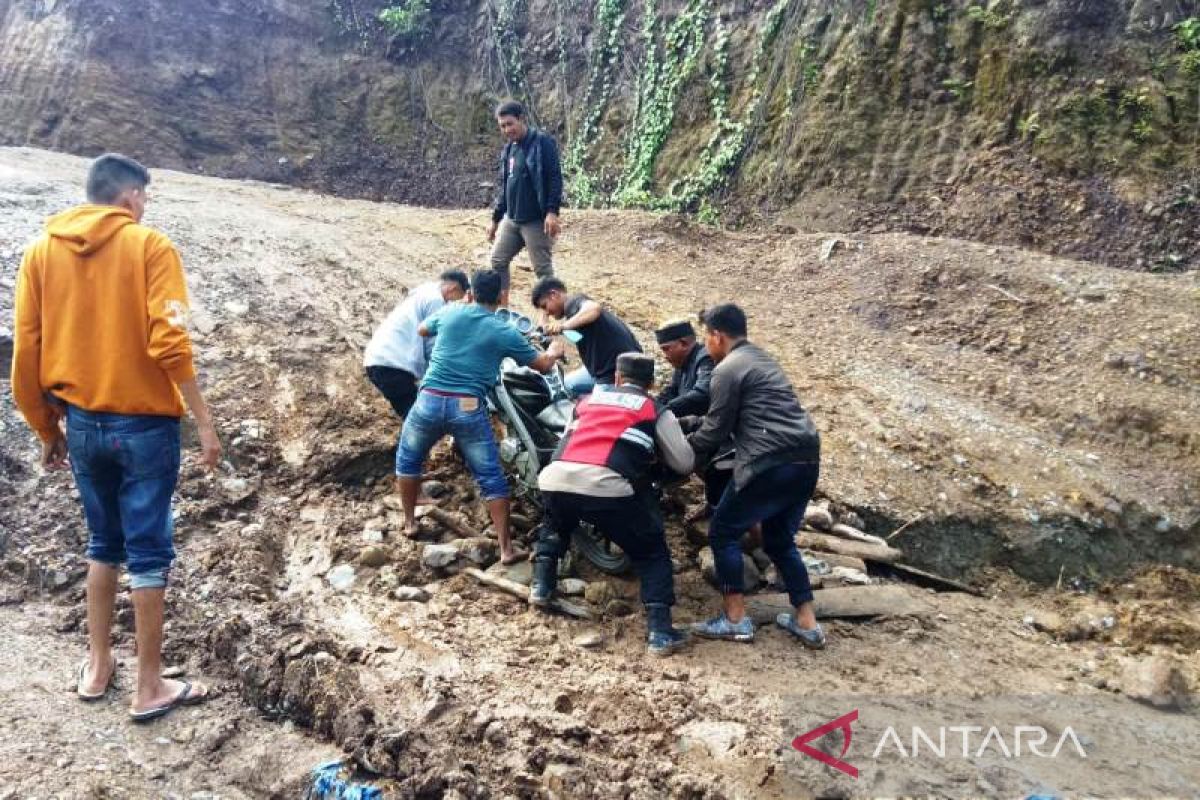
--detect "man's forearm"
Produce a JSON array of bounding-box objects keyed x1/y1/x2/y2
[
  {"x1": 177, "y1": 379, "x2": 213, "y2": 428},
  {"x1": 563, "y1": 302, "x2": 603, "y2": 331}
]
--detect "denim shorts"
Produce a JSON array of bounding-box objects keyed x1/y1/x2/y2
[
  {"x1": 396, "y1": 390, "x2": 509, "y2": 500},
  {"x1": 66, "y1": 406, "x2": 181, "y2": 589}
]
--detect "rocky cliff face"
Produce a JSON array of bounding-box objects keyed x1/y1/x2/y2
[{"x1": 1, "y1": 0, "x2": 1197, "y2": 267}]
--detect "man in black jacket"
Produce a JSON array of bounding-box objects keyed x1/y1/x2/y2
[
  {"x1": 656, "y1": 319, "x2": 731, "y2": 523},
  {"x1": 655, "y1": 319, "x2": 713, "y2": 417},
  {"x1": 686, "y1": 304, "x2": 827, "y2": 650},
  {"x1": 487, "y1": 99, "x2": 563, "y2": 308}
]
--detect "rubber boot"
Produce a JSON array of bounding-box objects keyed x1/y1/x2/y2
[
  {"x1": 529, "y1": 557, "x2": 558, "y2": 608},
  {"x1": 645, "y1": 603, "x2": 689, "y2": 657}
]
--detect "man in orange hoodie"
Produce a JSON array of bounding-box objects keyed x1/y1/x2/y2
[{"x1": 12, "y1": 154, "x2": 220, "y2": 722}]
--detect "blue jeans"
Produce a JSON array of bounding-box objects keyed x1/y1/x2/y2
[
  {"x1": 564, "y1": 367, "x2": 595, "y2": 397},
  {"x1": 66, "y1": 406, "x2": 180, "y2": 589},
  {"x1": 396, "y1": 390, "x2": 509, "y2": 500},
  {"x1": 709, "y1": 461, "x2": 820, "y2": 606}
]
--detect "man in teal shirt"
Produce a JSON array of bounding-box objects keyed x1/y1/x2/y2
[{"x1": 397, "y1": 270, "x2": 564, "y2": 563}]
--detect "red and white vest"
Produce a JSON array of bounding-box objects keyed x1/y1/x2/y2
[{"x1": 553, "y1": 385, "x2": 662, "y2": 484}]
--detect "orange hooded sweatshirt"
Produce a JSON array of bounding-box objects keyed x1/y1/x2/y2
[{"x1": 11, "y1": 205, "x2": 196, "y2": 442}]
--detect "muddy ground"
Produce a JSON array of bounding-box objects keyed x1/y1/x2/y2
[{"x1": 0, "y1": 147, "x2": 1197, "y2": 798}]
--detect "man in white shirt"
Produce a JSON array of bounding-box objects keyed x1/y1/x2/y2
[{"x1": 364, "y1": 270, "x2": 469, "y2": 419}]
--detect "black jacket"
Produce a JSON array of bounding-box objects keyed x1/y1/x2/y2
[
  {"x1": 657, "y1": 343, "x2": 714, "y2": 418},
  {"x1": 492, "y1": 128, "x2": 563, "y2": 223},
  {"x1": 687, "y1": 340, "x2": 820, "y2": 490}
]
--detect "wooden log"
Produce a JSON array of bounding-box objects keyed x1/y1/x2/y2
[
  {"x1": 747, "y1": 586, "x2": 930, "y2": 624},
  {"x1": 463, "y1": 567, "x2": 593, "y2": 620},
  {"x1": 426, "y1": 507, "x2": 479, "y2": 539},
  {"x1": 829, "y1": 523, "x2": 888, "y2": 547},
  {"x1": 888, "y1": 563, "x2": 983, "y2": 596},
  {"x1": 796, "y1": 530, "x2": 903, "y2": 563}
]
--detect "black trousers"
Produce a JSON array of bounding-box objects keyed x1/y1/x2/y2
[
  {"x1": 366, "y1": 366, "x2": 419, "y2": 419},
  {"x1": 536, "y1": 489, "x2": 675, "y2": 607}
]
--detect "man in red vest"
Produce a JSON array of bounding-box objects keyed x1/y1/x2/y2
[{"x1": 531, "y1": 353, "x2": 694, "y2": 656}]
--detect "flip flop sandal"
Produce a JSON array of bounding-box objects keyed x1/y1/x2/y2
[
  {"x1": 500, "y1": 550, "x2": 529, "y2": 566},
  {"x1": 76, "y1": 657, "x2": 116, "y2": 701},
  {"x1": 129, "y1": 680, "x2": 209, "y2": 723}
]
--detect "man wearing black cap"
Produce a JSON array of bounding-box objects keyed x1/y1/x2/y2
[
  {"x1": 656, "y1": 318, "x2": 735, "y2": 524},
  {"x1": 654, "y1": 319, "x2": 713, "y2": 418},
  {"x1": 531, "y1": 352, "x2": 695, "y2": 656}
]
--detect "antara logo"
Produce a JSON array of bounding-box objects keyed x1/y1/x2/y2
[
  {"x1": 792, "y1": 710, "x2": 859, "y2": 778},
  {"x1": 793, "y1": 710, "x2": 1087, "y2": 778}
]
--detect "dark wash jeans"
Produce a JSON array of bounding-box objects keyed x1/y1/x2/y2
[
  {"x1": 365, "y1": 365, "x2": 419, "y2": 419},
  {"x1": 66, "y1": 406, "x2": 181, "y2": 589},
  {"x1": 537, "y1": 488, "x2": 675, "y2": 607},
  {"x1": 709, "y1": 461, "x2": 820, "y2": 607}
]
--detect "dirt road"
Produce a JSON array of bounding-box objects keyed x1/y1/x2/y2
[{"x1": 1, "y1": 148, "x2": 1196, "y2": 797}]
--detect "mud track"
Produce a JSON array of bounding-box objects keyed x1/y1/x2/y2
[{"x1": 1, "y1": 148, "x2": 1197, "y2": 797}]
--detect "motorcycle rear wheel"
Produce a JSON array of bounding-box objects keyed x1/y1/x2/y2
[{"x1": 571, "y1": 522, "x2": 631, "y2": 575}]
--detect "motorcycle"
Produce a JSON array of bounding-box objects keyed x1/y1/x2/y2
[{"x1": 487, "y1": 308, "x2": 631, "y2": 575}]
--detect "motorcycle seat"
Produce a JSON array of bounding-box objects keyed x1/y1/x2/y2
[{"x1": 535, "y1": 399, "x2": 575, "y2": 433}]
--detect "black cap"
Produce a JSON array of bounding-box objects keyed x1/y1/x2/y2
[
  {"x1": 616, "y1": 352, "x2": 655, "y2": 386},
  {"x1": 654, "y1": 319, "x2": 695, "y2": 344}
]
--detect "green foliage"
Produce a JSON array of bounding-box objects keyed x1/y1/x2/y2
[
  {"x1": 965, "y1": 3, "x2": 1010, "y2": 30},
  {"x1": 696, "y1": 197, "x2": 720, "y2": 225},
  {"x1": 1174, "y1": 17, "x2": 1200, "y2": 51},
  {"x1": 564, "y1": 0, "x2": 628, "y2": 207},
  {"x1": 666, "y1": 0, "x2": 794, "y2": 209},
  {"x1": 1016, "y1": 111, "x2": 1040, "y2": 141},
  {"x1": 1181, "y1": 50, "x2": 1200, "y2": 79},
  {"x1": 614, "y1": 0, "x2": 710, "y2": 206},
  {"x1": 942, "y1": 77, "x2": 974, "y2": 99},
  {"x1": 1176, "y1": 18, "x2": 1200, "y2": 79},
  {"x1": 1118, "y1": 86, "x2": 1155, "y2": 144},
  {"x1": 493, "y1": 0, "x2": 532, "y2": 107},
  {"x1": 378, "y1": 0, "x2": 431, "y2": 39}
]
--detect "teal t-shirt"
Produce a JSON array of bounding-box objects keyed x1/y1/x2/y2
[{"x1": 421, "y1": 304, "x2": 540, "y2": 397}]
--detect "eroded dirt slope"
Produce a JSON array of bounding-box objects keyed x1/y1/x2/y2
[{"x1": 1, "y1": 148, "x2": 1197, "y2": 797}]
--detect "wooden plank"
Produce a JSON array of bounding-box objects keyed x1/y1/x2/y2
[
  {"x1": 747, "y1": 586, "x2": 930, "y2": 624},
  {"x1": 463, "y1": 567, "x2": 593, "y2": 620},
  {"x1": 796, "y1": 530, "x2": 904, "y2": 563}
]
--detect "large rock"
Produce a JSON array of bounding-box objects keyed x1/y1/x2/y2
[
  {"x1": 326, "y1": 564, "x2": 356, "y2": 592},
  {"x1": 392, "y1": 586, "x2": 430, "y2": 602},
  {"x1": 421, "y1": 544, "x2": 459, "y2": 570},
  {"x1": 699, "y1": 549, "x2": 763, "y2": 590},
  {"x1": 454, "y1": 537, "x2": 498, "y2": 566},
  {"x1": 803, "y1": 505, "x2": 834, "y2": 532},
  {"x1": 358, "y1": 545, "x2": 391, "y2": 568},
  {"x1": 558, "y1": 578, "x2": 587, "y2": 596},
  {"x1": 1119, "y1": 656, "x2": 1191, "y2": 710},
  {"x1": 584, "y1": 581, "x2": 615, "y2": 606}
]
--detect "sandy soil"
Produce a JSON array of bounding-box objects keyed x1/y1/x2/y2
[{"x1": 0, "y1": 147, "x2": 1197, "y2": 798}]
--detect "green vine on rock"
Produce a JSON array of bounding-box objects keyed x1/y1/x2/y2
[
  {"x1": 492, "y1": 0, "x2": 535, "y2": 116},
  {"x1": 564, "y1": 0, "x2": 628, "y2": 207},
  {"x1": 614, "y1": 0, "x2": 710, "y2": 207},
  {"x1": 666, "y1": 0, "x2": 794, "y2": 210}
]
